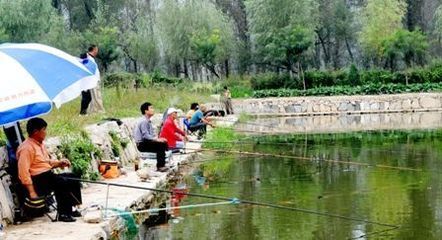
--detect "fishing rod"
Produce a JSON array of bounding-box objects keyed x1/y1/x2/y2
[
  {"x1": 233, "y1": 128, "x2": 294, "y2": 135},
  {"x1": 190, "y1": 139, "x2": 428, "y2": 156},
  {"x1": 181, "y1": 147, "x2": 423, "y2": 172},
  {"x1": 180, "y1": 155, "x2": 256, "y2": 165},
  {"x1": 63, "y1": 176, "x2": 399, "y2": 232},
  {"x1": 214, "y1": 118, "x2": 278, "y2": 129}
]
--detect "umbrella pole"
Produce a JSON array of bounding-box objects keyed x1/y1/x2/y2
[{"x1": 13, "y1": 122, "x2": 23, "y2": 145}]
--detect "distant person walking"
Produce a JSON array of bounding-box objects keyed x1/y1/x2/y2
[
  {"x1": 79, "y1": 45, "x2": 105, "y2": 115},
  {"x1": 221, "y1": 86, "x2": 234, "y2": 115}
]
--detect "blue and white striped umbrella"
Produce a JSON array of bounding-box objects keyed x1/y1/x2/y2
[{"x1": 0, "y1": 43, "x2": 99, "y2": 126}]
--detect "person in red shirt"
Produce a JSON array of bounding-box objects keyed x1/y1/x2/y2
[{"x1": 160, "y1": 108, "x2": 188, "y2": 150}]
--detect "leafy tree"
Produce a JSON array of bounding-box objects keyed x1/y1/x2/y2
[
  {"x1": 214, "y1": 0, "x2": 251, "y2": 74},
  {"x1": 0, "y1": 28, "x2": 9, "y2": 44},
  {"x1": 0, "y1": 0, "x2": 60, "y2": 42},
  {"x1": 333, "y1": 0, "x2": 356, "y2": 63},
  {"x1": 191, "y1": 29, "x2": 222, "y2": 78},
  {"x1": 347, "y1": 64, "x2": 361, "y2": 85},
  {"x1": 84, "y1": 1, "x2": 120, "y2": 72},
  {"x1": 359, "y1": 0, "x2": 407, "y2": 65},
  {"x1": 119, "y1": 0, "x2": 159, "y2": 73},
  {"x1": 157, "y1": 0, "x2": 235, "y2": 79},
  {"x1": 123, "y1": 16, "x2": 159, "y2": 73},
  {"x1": 433, "y1": 5, "x2": 442, "y2": 42},
  {"x1": 246, "y1": 0, "x2": 317, "y2": 89},
  {"x1": 382, "y1": 29, "x2": 428, "y2": 70}
]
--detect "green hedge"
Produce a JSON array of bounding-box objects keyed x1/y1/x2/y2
[
  {"x1": 103, "y1": 72, "x2": 151, "y2": 88},
  {"x1": 250, "y1": 66, "x2": 442, "y2": 91},
  {"x1": 103, "y1": 71, "x2": 183, "y2": 88},
  {"x1": 253, "y1": 82, "x2": 442, "y2": 98},
  {"x1": 251, "y1": 73, "x2": 300, "y2": 90}
]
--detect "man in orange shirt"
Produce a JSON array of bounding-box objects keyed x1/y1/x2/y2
[{"x1": 17, "y1": 118, "x2": 82, "y2": 222}]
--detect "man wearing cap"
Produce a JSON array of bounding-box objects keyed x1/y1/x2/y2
[
  {"x1": 160, "y1": 108, "x2": 188, "y2": 150},
  {"x1": 134, "y1": 102, "x2": 169, "y2": 172}
]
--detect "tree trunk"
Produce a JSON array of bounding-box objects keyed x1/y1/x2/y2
[
  {"x1": 333, "y1": 38, "x2": 341, "y2": 69},
  {"x1": 183, "y1": 59, "x2": 189, "y2": 78},
  {"x1": 174, "y1": 62, "x2": 180, "y2": 77},
  {"x1": 83, "y1": 0, "x2": 94, "y2": 20},
  {"x1": 316, "y1": 31, "x2": 330, "y2": 65},
  {"x1": 145, "y1": 0, "x2": 155, "y2": 34},
  {"x1": 224, "y1": 60, "x2": 230, "y2": 78},
  {"x1": 134, "y1": 60, "x2": 138, "y2": 73},
  {"x1": 206, "y1": 64, "x2": 220, "y2": 79},
  {"x1": 298, "y1": 61, "x2": 306, "y2": 90},
  {"x1": 345, "y1": 37, "x2": 354, "y2": 62},
  {"x1": 215, "y1": 0, "x2": 251, "y2": 74}
]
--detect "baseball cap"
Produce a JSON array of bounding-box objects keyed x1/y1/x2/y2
[{"x1": 167, "y1": 108, "x2": 178, "y2": 115}]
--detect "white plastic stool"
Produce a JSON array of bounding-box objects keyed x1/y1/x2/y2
[{"x1": 139, "y1": 150, "x2": 173, "y2": 169}]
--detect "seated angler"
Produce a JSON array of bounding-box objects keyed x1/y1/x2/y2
[
  {"x1": 160, "y1": 108, "x2": 188, "y2": 151},
  {"x1": 186, "y1": 103, "x2": 199, "y2": 121},
  {"x1": 134, "y1": 102, "x2": 169, "y2": 172},
  {"x1": 17, "y1": 118, "x2": 82, "y2": 222},
  {"x1": 188, "y1": 104, "x2": 215, "y2": 137}
]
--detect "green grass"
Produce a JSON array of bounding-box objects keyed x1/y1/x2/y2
[
  {"x1": 43, "y1": 86, "x2": 212, "y2": 136},
  {"x1": 203, "y1": 127, "x2": 237, "y2": 149}
]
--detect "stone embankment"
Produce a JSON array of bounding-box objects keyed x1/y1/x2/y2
[
  {"x1": 208, "y1": 92, "x2": 442, "y2": 116},
  {"x1": 0, "y1": 115, "x2": 236, "y2": 239}
]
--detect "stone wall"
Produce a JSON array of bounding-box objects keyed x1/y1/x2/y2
[
  {"x1": 207, "y1": 93, "x2": 442, "y2": 116},
  {"x1": 0, "y1": 147, "x2": 14, "y2": 225}
]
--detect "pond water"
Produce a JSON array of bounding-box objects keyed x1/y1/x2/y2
[{"x1": 140, "y1": 121, "x2": 442, "y2": 239}]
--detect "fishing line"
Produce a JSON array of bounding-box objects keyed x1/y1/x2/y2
[
  {"x1": 182, "y1": 147, "x2": 423, "y2": 172},
  {"x1": 191, "y1": 139, "x2": 428, "y2": 156},
  {"x1": 63, "y1": 177, "x2": 399, "y2": 231}
]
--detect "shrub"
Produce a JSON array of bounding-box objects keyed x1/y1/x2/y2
[
  {"x1": 59, "y1": 134, "x2": 102, "y2": 180},
  {"x1": 253, "y1": 82, "x2": 442, "y2": 98},
  {"x1": 347, "y1": 64, "x2": 361, "y2": 85},
  {"x1": 304, "y1": 70, "x2": 336, "y2": 87},
  {"x1": 251, "y1": 73, "x2": 299, "y2": 90},
  {"x1": 103, "y1": 72, "x2": 136, "y2": 88},
  {"x1": 151, "y1": 69, "x2": 183, "y2": 86},
  {"x1": 214, "y1": 75, "x2": 253, "y2": 98},
  {"x1": 108, "y1": 131, "x2": 129, "y2": 158},
  {"x1": 360, "y1": 70, "x2": 395, "y2": 85}
]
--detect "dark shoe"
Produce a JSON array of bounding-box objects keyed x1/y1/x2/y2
[
  {"x1": 58, "y1": 214, "x2": 76, "y2": 222},
  {"x1": 71, "y1": 210, "x2": 82, "y2": 217},
  {"x1": 157, "y1": 167, "x2": 168, "y2": 172}
]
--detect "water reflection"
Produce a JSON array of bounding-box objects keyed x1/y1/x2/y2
[{"x1": 141, "y1": 128, "x2": 442, "y2": 240}]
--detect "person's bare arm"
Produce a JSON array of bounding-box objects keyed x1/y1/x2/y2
[
  {"x1": 202, "y1": 118, "x2": 215, "y2": 127},
  {"x1": 24, "y1": 184, "x2": 38, "y2": 199},
  {"x1": 49, "y1": 159, "x2": 71, "y2": 168}
]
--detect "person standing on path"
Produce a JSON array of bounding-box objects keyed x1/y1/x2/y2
[
  {"x1": 221, "y1": 86, "x2": 234, "y2": 115},
  {"x1": 80, "y1": 45, "x2": 104, "y2": 115},
  {"x1": 79, "y1": 45, "x2": 103, "y2": 115}
]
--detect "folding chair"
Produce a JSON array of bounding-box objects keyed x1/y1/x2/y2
[{"x1": 23, "y1": 193, "x2": 58, "y2": 222}]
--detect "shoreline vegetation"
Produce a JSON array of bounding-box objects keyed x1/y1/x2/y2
[{"x1": 0, "y1": 75, "x2": 440, "y2": 144}]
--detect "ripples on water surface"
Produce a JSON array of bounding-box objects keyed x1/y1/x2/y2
[{"x1": 141, "y1": 123, "x2": 442, "y2": 240}]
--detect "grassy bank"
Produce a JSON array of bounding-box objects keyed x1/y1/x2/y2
[{"x1": 23, "y1": 86, "x2": 212, "y2": 137}]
